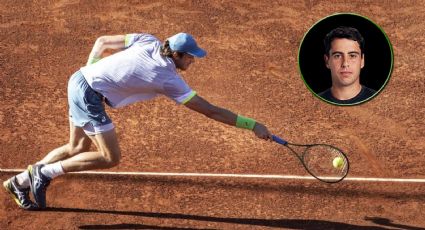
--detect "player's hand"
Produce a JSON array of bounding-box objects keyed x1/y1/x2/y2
[{"x1": 253, "y1": 122, "x2": 272, "y2": 141}]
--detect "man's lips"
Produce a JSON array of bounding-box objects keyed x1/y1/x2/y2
[{"x1": 340, "y1": 71, "x2": 352, "y2": 75}]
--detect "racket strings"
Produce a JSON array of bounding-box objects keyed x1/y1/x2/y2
[{"x1": 303, "y1": 145, "x2": 348, "y2": 182}]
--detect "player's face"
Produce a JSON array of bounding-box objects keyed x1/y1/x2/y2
[
  {"x1": 173, "y1": 53, "x2": 195, "y2": 70},
  {"x1": 324, "y1": 38, "x2": 364, "y2": 88}
]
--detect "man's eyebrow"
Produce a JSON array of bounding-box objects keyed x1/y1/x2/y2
[
  {"x1": 330, "y1": 51, "x2": 343, "y2": 55},
  {"x1": 348, "y1": 51, "x2": 361, "y2": 55},
  {"x1": 330, "y1": 51, "x2": 361, "y2": 55}
]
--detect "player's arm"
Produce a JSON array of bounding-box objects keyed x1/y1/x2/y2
[
  {"x1": 184, "y1": 95, "x2": 272, "y2": 140},
  {"x1": 86, "y1": 35, "x2": 126, "y2": 65}
]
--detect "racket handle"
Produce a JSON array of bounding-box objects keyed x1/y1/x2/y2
[{"x1": 272, "y1": 135, "x2": 288, "y2": 145}]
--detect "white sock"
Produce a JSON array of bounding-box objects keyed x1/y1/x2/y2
[
  {"x1": 15, "y1": 171, "x2": 31, "y2": 188},
  {"x1": 41, "y1": 162, "x2": 65, "y2": 179}
]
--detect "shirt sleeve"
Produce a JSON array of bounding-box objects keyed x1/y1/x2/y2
[
  {"x1": 125, "y1": 33, "x2": 157, "y2": 48},
  {"x1": 163, "y1": 77, "x2": 197, "y2": 104}
]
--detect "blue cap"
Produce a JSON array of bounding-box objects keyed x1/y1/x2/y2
[{"x1": 167, "y1": 33, "x2": 207, "y2": 58}]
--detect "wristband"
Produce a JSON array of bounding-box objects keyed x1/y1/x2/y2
[
  {"x1": 236, "y1": 115, "x2": 256, "y2": 130},
  {"x1": 87, "y1": 56, "x2": 101, "y2": 65}
]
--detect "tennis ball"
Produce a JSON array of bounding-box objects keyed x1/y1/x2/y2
[{"x1": 332, "y1": 157, "x2": 344, "y2": 169}]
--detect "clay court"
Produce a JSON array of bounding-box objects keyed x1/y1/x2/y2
[{"x1": 1, "y1": 0, "x2": 425, "y2": 229}]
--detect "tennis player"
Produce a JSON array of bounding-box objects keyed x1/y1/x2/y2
[
  {"x1": 319, "y1": 26, "x2": 376, "y2": 104},
  {"x1": 3, "y1": 32, "x2": 272, "y2": 210}
]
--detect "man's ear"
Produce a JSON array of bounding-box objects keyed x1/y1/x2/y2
[
  {"x1": 324, "y1": 54, "x2": 330, "y2": 69},
  {"x1": 172, "y1": 51, "x2": 180, "y2": 59},
  {"x1": 361, "y1": 53, "x2": 365, "y2": 69}
]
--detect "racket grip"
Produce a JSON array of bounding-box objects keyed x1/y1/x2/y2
[{"x1": 272, "y1": 135, "x2": 288, "y2": 145}]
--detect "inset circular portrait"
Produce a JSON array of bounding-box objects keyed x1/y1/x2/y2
[{"x1": 298, "y1": 13, "x2": 393, "y2": 106}]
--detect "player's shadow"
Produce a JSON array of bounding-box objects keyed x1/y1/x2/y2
[
  {"x1": 364, "y1": 217, "x2": 425, "y2": 230},
  {"x1": 45, "y1": 207, "x2": 424, "y2": 230}
]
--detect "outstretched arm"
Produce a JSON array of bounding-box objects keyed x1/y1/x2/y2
[
  {"x1": 184, "y1": 95, "x2": 272, "y2": 140},
  {"x1": 86, "y1": 35, "x2": 126, "y2": 65}
]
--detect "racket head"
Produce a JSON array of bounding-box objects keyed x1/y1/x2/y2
[{"x1": 292, "y1": 143, "x2": 349, "y2": 183}]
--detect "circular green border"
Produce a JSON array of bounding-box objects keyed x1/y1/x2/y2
[{"x1": 297, "y1": 12, "x2": 394, "y2": 106}]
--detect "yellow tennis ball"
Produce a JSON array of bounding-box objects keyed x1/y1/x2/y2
[{"x1": 332, "y1": 157, "x2": 344, "y2": 169}]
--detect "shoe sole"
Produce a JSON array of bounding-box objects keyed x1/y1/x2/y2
[{"x1": 3, "y1": 179, "x2": 25, "y2": 208}]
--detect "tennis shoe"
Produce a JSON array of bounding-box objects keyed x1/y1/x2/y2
[
  {"x1": 28, "y1": 164, "x2": 51, "y2": 209},
  {"x1": 3, "y1": 176, "x2": 38, "y2": 210}
]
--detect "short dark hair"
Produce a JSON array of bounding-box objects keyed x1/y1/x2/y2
[
  {"x1": 324, "y1": 26, "x2": 365, "y2": 56},
  {"x1": 160, "y1": 40, "x2": 184, "y2": 58}
]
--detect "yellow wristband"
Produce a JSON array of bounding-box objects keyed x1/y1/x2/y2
[
  {"x1": 236, "y1": 115, "x2": 256, "y2": 130},
  {"x1": 88, "y1": 57, "x2": 101, "y2": 65}
]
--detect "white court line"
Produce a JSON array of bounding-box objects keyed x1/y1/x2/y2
[{"x1": 1, "y1": 168, "x2": 425, "y2": 183}]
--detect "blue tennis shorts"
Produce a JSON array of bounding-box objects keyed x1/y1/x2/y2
[{"x1": 67, "y1": 70, "x2": 114, "y2": 135}]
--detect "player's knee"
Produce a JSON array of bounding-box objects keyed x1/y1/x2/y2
[
  {"x1": 102, "y1": 150, "x2": 121, "y2": 168},
  {"x1": 68, "y1": 141, "x2": 91, "y2": 156}
]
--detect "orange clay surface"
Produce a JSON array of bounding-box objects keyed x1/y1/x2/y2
[{"x1": 1, "y1": 1, "x2": 424, "y2": 229}]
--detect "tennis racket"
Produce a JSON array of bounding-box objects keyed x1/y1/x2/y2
[{"x1": 272, "y1": 135, "x2": 349, "y2": 183}]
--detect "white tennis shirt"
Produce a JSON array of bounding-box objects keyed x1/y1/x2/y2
[{"x1": 80, "y1": 33, "x2": 196, "y2": 108}]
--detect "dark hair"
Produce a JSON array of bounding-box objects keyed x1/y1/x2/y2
[
  {"x1": 324, "y1": 26, "x2": 365, "y2": 56},
  {"x1": 160, "y1": 40, "x2": 184, "y2": 58}
]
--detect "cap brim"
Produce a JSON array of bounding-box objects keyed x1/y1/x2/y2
[{"x1": 188, "y1": 48, "x2": 207, "y2": 58}]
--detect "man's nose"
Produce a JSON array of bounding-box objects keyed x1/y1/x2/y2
[{"x1": 341, "y1": 56, "x2": 349, "y2": 68}]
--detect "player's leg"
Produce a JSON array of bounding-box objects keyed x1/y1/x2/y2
[
  {"x1": 60, "y1": 127, "x2": 121, "y2": 172},
  {"x1": 12, "y1": 119, "x2": 91, "y2": 189},
  {"x1": 28, "y1": 127, "x2": 120, "y2": 209},
  {"x1": 3, "y1": 120, "x2": 92, "y2": 210},
  {"x1": 36, "y1": 119, "x2": 92, "y2": 165}
]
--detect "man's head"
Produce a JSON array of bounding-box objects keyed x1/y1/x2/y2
[
  {"x1": 161, "y1": 32, "x2": 206, "y2": 70},
  {"x1": 323, "y1": 27, "x2": 365, "y2": 88}
]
